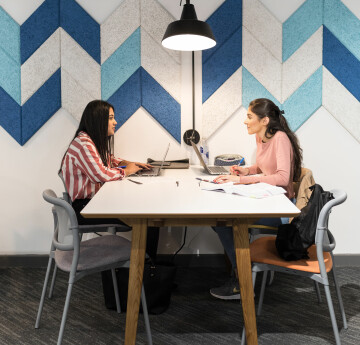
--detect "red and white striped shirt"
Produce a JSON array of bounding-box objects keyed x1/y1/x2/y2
[{"x1": 61, "y1": 131, "x2": 125, "y2": 201}]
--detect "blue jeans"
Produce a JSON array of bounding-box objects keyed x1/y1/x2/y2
[{"x1": 213, "y1": 217, "x2": 288, "y2": 269}]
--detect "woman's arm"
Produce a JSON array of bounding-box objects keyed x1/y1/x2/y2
[{"x1": 239, "y1": 136, "x2": 291, "y2": 187}]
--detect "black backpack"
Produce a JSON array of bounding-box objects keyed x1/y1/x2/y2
[{"x1": 275, "y1": 184, "x2": 333, "y2": 261}]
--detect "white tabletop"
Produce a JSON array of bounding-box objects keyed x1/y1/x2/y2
[{"x1": 81, "y1": 166, "x2": 300, "y2": 219}]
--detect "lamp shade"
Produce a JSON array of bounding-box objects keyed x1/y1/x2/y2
[{"x1": 162, "y1": 2, "x2": 216, "y2": 51}]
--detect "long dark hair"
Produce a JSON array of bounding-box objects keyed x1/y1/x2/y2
[
  {"x1": 249, "y1": 98, "x2": 303, "y2": 181},
  {"x1": 60, "y1": 100, "x2": 114, "y2": 171}
]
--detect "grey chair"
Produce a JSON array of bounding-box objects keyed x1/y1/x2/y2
[
  {"x1": 241, "y1": 189, "x2": 347, "y2": 345},
  {"x1": 35, "y1": 189, "x2": 152, "y2": 345}
]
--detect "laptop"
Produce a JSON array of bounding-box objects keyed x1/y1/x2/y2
[
  {"x1": 135, "y1": 143, "x2": 170, "y2": 177},
  {"x1": 191, "y1": 141, "x2": 229, "y2": 175}
]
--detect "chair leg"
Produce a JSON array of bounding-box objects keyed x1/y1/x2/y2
[
  {"x1": 35, "y1": 256, "x2": 53, "y2": 329},
  {"x1": 111, "y1": 269, "x2": 121, "y2": 313},
  {"x1": 314, "y1": 281, "x2": 322, "y2": 303},
  {"x1": 141, "y1": 285, "x2": 153, "y2": 345},
  {"x1": 49, "y1": 265, "x2": 58, "y2": 299},
  {"x1": 331, "y1": 267, "x2": 348, "y2": 329},
  {"x1": 324, "y1": 284, "x2": 341, "y2": 345},
  {"x1": 57, "y1": 283, "x2": 74, "y2": 345},
  {"x1": 257, "y1": 271, "x2": 267, "y2": 316}
]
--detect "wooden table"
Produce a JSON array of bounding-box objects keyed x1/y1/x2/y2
[{"x1": 81, "y1": 167, "x2": 300, "y2": 344}]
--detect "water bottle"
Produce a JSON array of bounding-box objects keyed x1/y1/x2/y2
[{"x1": 200, "y1": 137, "x2": 209, "y2": 165}]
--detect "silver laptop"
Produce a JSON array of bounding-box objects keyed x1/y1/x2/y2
[
  {"x1": 191, "y1": 141, "x2": 229, "y2": 175},
  {"x1": 135, "y1": 143, "x2": 170, "y2": 177}
]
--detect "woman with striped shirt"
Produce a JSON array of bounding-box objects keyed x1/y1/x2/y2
[{"x1": 60, "y1": 100, "x2": 152, "y2": 226}]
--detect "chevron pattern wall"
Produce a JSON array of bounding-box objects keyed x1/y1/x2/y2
[
  {"x1": 202, "y1": 0, "x2": 360, "y2": 144},
  {"x1": 0, "y1": 0, "x2": 181, "y2": 145}
]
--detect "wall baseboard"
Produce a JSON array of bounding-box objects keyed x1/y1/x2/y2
[{"x1": 1, "y1": 254, "x2": 359, "y2": 268}]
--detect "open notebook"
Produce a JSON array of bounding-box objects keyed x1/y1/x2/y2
[{"x1": 199, "y1": 181, "x2": 286, "y2": 199}]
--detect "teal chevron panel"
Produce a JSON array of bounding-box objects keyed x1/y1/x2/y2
[
  {"x1": 283, "y1": 67, "x2": 322, "y2": 131},
  {"x1": 324, "y1": 0, "x2": 360, "y2": 61},
  {"x1": 0, "y1": 48, "x2": 20, "y2": 105},
  {"x1": 242, "y1": 67, "x2": 281, "y2": 109},
  {"x1": 0, "y1": 86, "x2": 21, "y2": 143},
  {"x1": 0, "y1": 7, "x2": 20, "y2": 63},
  {"x1": 283, "y1": 0, "x2": 323, "y2": 62},
  {"x1": 141, "y1": 68, "x2": 181, "y2": 143},
  {"x1": 107, "y1": 68, "x2": 141, "y2": 129},
  {"x1": 101, "y1": 28, "x2": 141, "y2": 101},
  {"x1": 21, "y1": 69, "x2": 61, "y2": 145}
]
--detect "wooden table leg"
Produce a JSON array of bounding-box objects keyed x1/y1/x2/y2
[
  {"x1": 124, "y1": 219, "x2": 148, "y2": 345},
  {"x1": 233, "y1": 219, "x2": 258, "y2": 345}
]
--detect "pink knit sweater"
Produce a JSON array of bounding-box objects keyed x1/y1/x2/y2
[{"x1": 239, "y1": 131, "x2": 295, "y2": 198}]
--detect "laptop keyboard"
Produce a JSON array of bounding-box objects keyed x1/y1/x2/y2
[{"x1": 208, "y1": 166, "x2": 228, "y2": 174}]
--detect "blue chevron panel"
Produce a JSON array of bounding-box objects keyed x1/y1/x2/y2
[
  {"x1": 242, "y1": 68, "x2": 281, "y2": 110},
  {"x1": 20, "y1": 0, "x2": 59, "y2": 64},
  {"x1": 101, "y1": 28, "x2": 140, "y2": 101},
  {"x1": 202, "y1": 27, "x2": 242, "y2": 103},
  {"x1": 202, "y1": 0, "x2": 242, "y2": 103},
  {"x1": 283, "y1": 67, "x2": 322, "y2": 131},
  {"x1": 202, "y1": 0, "x2": 242, "y2": 63},
  {"x1": 21, "y1": 69, "x2": 61, "y2": 145},
  {"x1": 0, "y1": 48, "x2": 21, "y2": 105},
  {"x1": 0, "y1": 86, "x2": 21, "y2": 143},
  {"x1": 141, "y1": 68, "x2": 181, "y2": 143},
  {"x1": 0, "y1": 7, "x2": 20, "y2": 63},
  {"x1": 60, "y1": 0, "x2": 100, "y2": 63},
  {"x1": 282, "y1": 0, "x2": 323, "y2": 62},
  {"x1": 324, "y1": 0, "x2": 360, "y2": 62},
  {"x1": 107, "y1": 68, "x2": 141, "y2": 129},
  {"x1": 323, "y1": 26, "x2": 360, "y2": 102}
]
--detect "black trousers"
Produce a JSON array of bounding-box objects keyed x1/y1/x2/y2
[{"x1": 72, "y1": 199, "x2": 159, "y2": 260}]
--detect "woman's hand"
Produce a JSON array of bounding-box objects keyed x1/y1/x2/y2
[
  {"x1": 213, "y1": 174, "x2": 240, "y2": 184},
  {"x1": 230, "y1": 165, "x2": 249, "y2": 176},
  {"x1": 123, "y1": 162, "x2": 143, "y2": 176},
  {"x1": 135, "y1": 162, "x2": 153, "y2": 170}
]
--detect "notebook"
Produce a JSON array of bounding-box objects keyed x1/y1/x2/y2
[
  {"x1": 135, "y1": 143, "x2": 170, "y2": 177},
  {"x1": 191, "y1": 141, "x2": 229, "y2": 175}
]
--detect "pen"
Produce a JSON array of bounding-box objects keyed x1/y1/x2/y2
[
  {"x1": 238, "y1": 157, "x2": 244, "y2": 166},
  {"x1": 195, "y1": 177, "x2": 217, "y2": 184},
  {"x1": 128, "y1": 178, "x2": 142, "y2": 185},
  {"x1": 118, "y1": 165, "x2": 127, "y2": 169}
]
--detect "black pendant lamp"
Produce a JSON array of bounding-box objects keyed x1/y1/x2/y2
[
  {"x1": 162, "y1": 0, "x2": 216, "y2": 145},
  {"x1": 162, "y1": 0, "x2": 216, "y2": 51}
]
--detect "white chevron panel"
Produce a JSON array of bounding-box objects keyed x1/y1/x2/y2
[
  {"x1": 141, "y1": 28, "x2": 180, "y2": 102},
  {"x1": 202, "y1": 67, "x2": 242, "y2": 138},
  {"x1": 100, "y1": 0, "x2": 140, "y2": 63},
  {"x1": 141, "y1": 0, "x2": 180, "y2": 64},
  {"x1": 282, "y1": 26, "x2": 322, "y2": 102},
  {"x1": 259, "y1": 0, "x2": 306, "y2": 23},
  {"x1": 0, "y1": 0, "x2": 44, "y2": 25},
  {"x1": 21, "y1": 28, "x2": 60, "y2": 105},
  {"x1": 323, "y1": 67, "x2": 360, "y2": 142},
  {"x1": 61, "y1": 69, "x2": 95, "y2": 122},
  {"x1": 60, "y1": 28, "x2": 100, "y2": 100},
  {"x1": 76, "y1": 0, "x2": 124, "y2": 24},
  {"x1": 243, "y1": 0, "x2": 282, "y2": 62},
  {"x1": 243, "y1": 27, "x2": 282, "y2": 101},
  {"x1": 342, "y1": 0, "x2": 360, "y2": 20}
]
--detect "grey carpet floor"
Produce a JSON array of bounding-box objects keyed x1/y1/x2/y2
[{"x1": 0, "y1": 266, "x2": 359, "y2": 345}]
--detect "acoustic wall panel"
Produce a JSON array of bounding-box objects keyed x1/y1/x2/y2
[
  {"x1": 203, "y1": 0, "x2": 360, "y2": 144},
  {"x1": 0, "y1": 0, "x2": 181, "y2": 145}
]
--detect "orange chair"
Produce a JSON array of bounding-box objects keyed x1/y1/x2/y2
[{"x1": 241, "y1": 189, "x2": 347, "y2": 345}]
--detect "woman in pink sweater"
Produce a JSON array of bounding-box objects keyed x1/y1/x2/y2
[{"x1": 210, "y1": 98, "x2": 303, "y2": 300}]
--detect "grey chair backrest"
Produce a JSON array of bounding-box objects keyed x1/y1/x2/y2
[
  {"x1": 315, "y1": 189, "x2": 347, "y2": 277},
  {"x1": 58, "y1": 171, "x2": 72, "y2": 204},
  {"x1": 43, "y1": 189, "x2": 80, "y2": 254}
]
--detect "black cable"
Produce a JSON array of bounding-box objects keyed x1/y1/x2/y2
[{"x1": 172, "y1": 226, "x2": 188, "y2": 261}]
